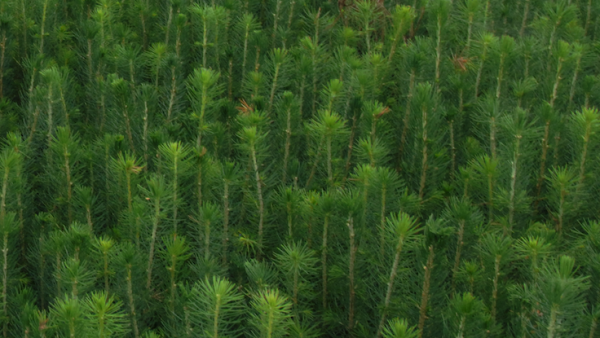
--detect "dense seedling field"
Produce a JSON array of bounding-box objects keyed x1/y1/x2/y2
[{"x1": 1, "y1": 0, "x2": 600, "y2": 336}]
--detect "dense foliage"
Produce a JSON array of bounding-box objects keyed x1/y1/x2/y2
[{"x1": 0, "y1": 0, "x2": 600, "y2": 336}]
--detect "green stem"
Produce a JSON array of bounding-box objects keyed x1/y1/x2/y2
[
  {"x1": 417, "y1": 245, "x2": 434, "y2": 338},
  {"x1": 204, "y1": 220, "x2": 211, "y2": 260},
  {"x1": 376, "y1": 234, "x2": 406, "y2": 337},
  {"x1": 418, "y1": 103, "x2": 428, "y2": 202},
  {"x1": 347, "y1": 217, "x2": 356, "y2": 335},
  {"x1": 451, "y1": 220, "x2": 465, "y2": 294},
  {"x1": 222, "y1": 181, "x2": 229, "y2": 267},
  {"x1": 547, "y1": 303, "x2": 559, "y2": 338},
  {"x1": 146, "y1": 194, "x2": 161, "y2": 290},
  {"x1": 251, "y1": 145, "x2": 264, "y2": 255},
  {"x1": 491, "y1": 254, "x2": 501, "y2": 322},
  {"x1": 399, "y1": 70, "x2": 415, "y2": 168},
  {"x1": 126, "y1": 264, "x2": 140, "y2": 338},
  {"x1": 321, "y1": 213, "x2": 329, "y2": 309},
  {"x1": 520, "y1": 0, "x2": 530, "y2": 37}
]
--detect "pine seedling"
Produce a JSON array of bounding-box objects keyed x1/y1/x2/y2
[
  {"x1": 161, "y1": 235, "x2": 191, "y2": 317},
  {"x1": 498, "y1": 108, "x2": 539, "y2": 230},
  {"x1": 409, "y1": 82, "x2": 445, "y2": 204},
  {"x1": 34, "y1": 0, "x2": 58, "y2": 56},
  {"x1": 336, "y1": 188, "x2": 364, "y2": 335},
  {"x1": 266, "y1": 48, "x2": 289, "y2": 116},
  {"x1": 192, "y1": 201, "x2": 222, "y2": 261},
  {"x1": 354, "y1": 133, "x2": 389, "y2": 169},
  {"x1": 158, "y1": 142, "x2": 192, "y2": 235},
  {"x1": 546, "y1": 41, "x2": 572, "y2": 166},
  {"x1": 367, "y1": 52, "x2": 390, "y2": 102},
  {"x1": 373, "y1": 167, "x2": 402, "y2": 255},
  {"x1": 0, "y1": 212, "x2": 16, "y2": 337},
  {"x1": 347, "y1": 0, "x2": 382, "y2": 55},
  {"x1": 63, "y1": 222, "x2": 93, "y2": 263},
  {"x1": 39, "y1": 66, "x2": 60, "y2": 150},
  {"x1": 233, "y1": 13, "x2": 262, "y2": 91},
  {"x1": 114, "y1": 242, "x2": 143, "y2": 338},
  {"x1": 249, "y1": 288, "x2": 293, "y2": 338},
  {"x1": 514, "y1": 235, "x2": 553, "y2": 281},
  {"x1": 567, "y1": 43, "x2": 585, "y2": 110},
  {"x1": 447, "y1": 292, "x2": 490, "y2": 338},
  {"x1": 397, "y1": 39, "x2": 426, "y2": 169},
  {"x1": 349, "y1": 164, "x2": 375, "y2": 238},
  {"x1": 470, "y1": 154, "x2": 498, "y2": 222},
  {"x1": 189, "y1": 5, "x2": 229, "y2": 70},
  {"x1": 477, "y1": 233, "x2": 513, "y2": 326},
  {"x1": 83, "y1": 291, "x2": 129, "y2": 338},
  {"x1": 581, "y1": 75, "x2": 598, "y2": 108},
  {"x1": 108, "y1": 76, "x2": 138, "y2": 153},
  {"x1": 387, "y1": 6, "x2": 415, "y2": 64},
  {"x1": 568, "y1": 107, "x2": 600, "y2": 196},
  {"x1": 238, "y1": 125, "x2": 269, "y2": 255},
  {"x1": 49, "y1": 294, "x2": 87, "y2": 337},
  {"x1": 274, "y1": 241, "x2": 318, "y2": 317},
  {"x1": 14, "y1": 287, "x2": 40, "y2": 337},
  {"x1": 111, "y1": 152, "x2": 143, "y2": 243},
  {"x1": 457, "y1": 0, "x2": 481, "y2": 55},
  {"x1": 456, "y1": 260, "x2": 483, "y2": 294},
  {"x1": 427, "y1": 0, "x2": 450, "y2": 93},
  {"x1": 298, "y1": 34, "x2": 327, "y2": 120},
  {"x1": 219, "y1": 161, "x2": 241, "y2": 268},
  {"x1": 186, "y1": 67, "x2": 223, "y2": 151},
  {"x1": 359, "y1": 100, "x2": 391, "y2": 153},
  {"x1": 139, "y1": 174, "x2": 168, "y2": 292},
  {"x1": 47, "y1": 229, "x2": 68, "y2": 300},
  {"x1": 574, "y1": 221, "x2": 600, "y2": 338},
  {"x1": 189, "y1": 276, "x2": 245, "y2": 338},
  {"x1": 93, "y1": 236, "x2": 115, "y2": 295},
  {"x1": 174, "y1": 282, "x2": 195, "y2": 337},
  {"x1": 473, "y1": 33, "x2": 496, "y2": 100},
  {"x1": 512, "y1": 77, "x2": 538, "y2": 109},
  {"x1": 376, "y1": 212, "x2": 420, "y2": 338},
  {"x1": 136, "y1": 84, "x2": 155, "y2": 166},
  {"x1": 59, "y1": 257, "x2": 96, "y2": 299},
  {"x1": 314, "y1": 190, "x2": 334, "y2": 310},
  {"x1": 519, "y1": 0, "x2": 532, "y2": 37},
  {"x1": 280, "y1": 0, "x2": 303, "y2": 48},
  {"x1": 414, "y1": 215, "x2": 454, "y2": 337},
  {"x1": 144, "y1": 43, "x2": 168, "y2": 93},
  {"x1": 46, "y1": 66, "x2": 76, "y2": 125},
  {"x1": 288, "y1": 320, "x2": 320, "y2": 338},
  {"x1": 275, "y1": 91, "x2": 301, "y2": 184},
  {"x1": 112, "y1": 43, "x2": 143, "y2": 91},
  {"x1": 545, "y1": 166, "x2": 579, "y2": 235},
  {"x1": 289, "y1": 51, "x2": 312, "y2": 122},
  {"x1": 74, "y1": 185, "x2": 96, "y2": 233},
  {"x1": 273, "y1": 186, "x2": 303, "y2": 240},
  {"x1": 243, "y1": 70, "x2": 267, "y2": 110},
  {"x1": 536, "y1": 255, "x2": 589, "y2": 338},
  {"x1": 533, "y1": 1, "x2": 578, "y2": 71},
  {"x1": 381, "y1": 318, "x2": 419, "y2": 338},
  {"x1": 321, "y1": 68, "x2": 344, "y2": 113},
  {"x1": 0, "y1": 6, "x2": 12, "y2": 100},
  {"x1": 516, "y1": 37, "x2": 540, "y2": 96},
  {"x1": 4, "y1": 136, "x2": 25, "y2": 263},
  {"x1": 444, "y1": 197, "x2": 484, "y2": 293},
  {"x1": 245, "y1": 259, "x2": 279, "y2": 292},
  {"x1": 162, "y1": 53, "x2": 185, "y2": 126},
  {"x1": 492, "y1": 35, "x2": 515, "y2": 101},
  {"x1": 49, "y1": 126, "x2": 81, "y2": 226},
  {"x1": 305, "y1": 109, "x2": 348, "y2": 188},
  {"x1": 534, "y1": 103, "x2": 559, "y2": 206}
]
